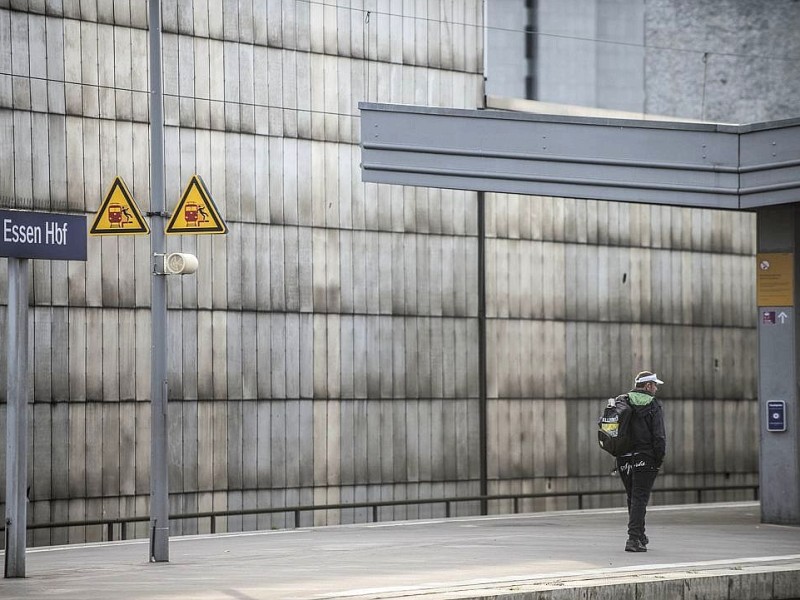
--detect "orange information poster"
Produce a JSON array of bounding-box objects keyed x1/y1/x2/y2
[{"x1": 757, "y1": 253, "x2": 794, "y2": 307}]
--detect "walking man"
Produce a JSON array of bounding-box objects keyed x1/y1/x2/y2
[{"x1": 618, "y1": 371, "x2": 666, "y2": 552}]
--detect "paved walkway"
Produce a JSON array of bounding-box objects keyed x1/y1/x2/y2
[{"x1": 2, "y1": 502, "x2": 800, "y2": 599}]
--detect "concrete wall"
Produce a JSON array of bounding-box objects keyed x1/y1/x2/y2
[
  {"x1": 487, "y1": 0, "x2": 800, "y2": 123},
  {"x1": 485, "y1": 0, "x2": 527, "y2": 99},
  {"x1": 1, "y1": 0, "x2": 757, "y2": 547},
  {"x1": 644, "y1": 0, "x2": 800, "y2": 123}
]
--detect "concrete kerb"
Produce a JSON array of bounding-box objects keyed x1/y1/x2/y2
[{"x1": 318, "y1": 561, "x2": 800, "y2": 600}]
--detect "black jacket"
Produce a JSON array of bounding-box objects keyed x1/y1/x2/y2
[{"x1": 626, "y1": 390, "x2": 666, "y2": 467}]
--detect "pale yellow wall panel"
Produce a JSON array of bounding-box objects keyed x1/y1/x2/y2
[
  {"x1": 486, "y1": 399, "x2": 502, "y2": 479},
  {"x1": 521, "y1": 241, "x2": 540, "y2": 320},
  {"x1": 47, "y1": 309, "x2": 68, "y2": 402},
  {"x1": 78, "y1": 20, "x2": 99, "y2": 116},
  {"x1": 32, "y1": 405, "x2": 51, "y2": 515},
  {"x1": 313, "y1": 314, "x2": 329, "y2": 398},
  {"x1": 27, "y1": 112, "x2": 49, "y2": 210},
  {"x1": 0, "y1": 112, "x2": 14, "y2": 207},
  {"x1": 10, "y1": 112, "x2": 32, "y2": 208},
  {"x1": 100, "y1": 403, "x2": 121, "y2": 497},
  {"x1": 97, "y1": 24, "x2": 116, "y2": 118},
  {"x1": 359, "y1": 316, "x2": 374, "y2": 398},
  {"x1": 313, "y1": 398, "x2": 328, "y2": 485},
  {"x1": 324, "y1": 55, "x2": 340, "y2": 141},
  {"x1": 0, "y1": 11, "x2": 11, "y2": 108},
  {"x1": 9, "y1": 11, "x2": 31, "y2": 111},
  {"x1": 61, "y1": 20, "x2": 84, "y2": 115},
  {"x1": 179, "y1": 34, "x2": 197, "y2": 127},
  {"x1": 160, "y1": 0, "x2": 178, "y2": 32},
  {"x1": 391, "y1": 315, "x2": 407, "y2": 398},
  {"x1": 544, "y1": 242, "x2": 566, "y2": 321},
  {"x1": 30, "y1": 302, "x2": 50, "y2": 394},
  {"x1": 548, "y1": 196, "x2": 566, "y2": 241},
  {"x1": 345, "y1": 285, "x2": 369, "y2": 372},
  {"x1": 254, "y1": 400, "x2": 271, "y2": 489},
  {"x1": 431, "y1": 318, "x2": 446, "y2": 398},
  {"x1": 349, "y1": 399, "x2": 370, "y2": 483},
  {"x1": 412, "y1": 398, "x2": 429, "y2": 482}
]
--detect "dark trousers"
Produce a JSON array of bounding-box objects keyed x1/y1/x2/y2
[{"x1": 617, "y1": 456, "x2": 659, "y2": 541}]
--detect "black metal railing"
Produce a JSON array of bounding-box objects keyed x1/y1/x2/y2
[{"x1": 1, "y1": 484, "x2": 758, "y2": 543}]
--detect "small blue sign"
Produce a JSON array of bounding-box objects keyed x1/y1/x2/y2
[
  {"x1": 0, "y1": 209, "x2": 87, "y2": 261},
  {"x1": 767, "y1": 401, "x2": 786, "y2": 432}
]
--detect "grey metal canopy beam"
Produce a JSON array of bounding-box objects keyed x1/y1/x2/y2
[
  {"x1": 740, "y1": 120, "x2": 800, "y2": 209},
  {"x1": 360, "y1": 103, "x2": 800, "y2": 211}
]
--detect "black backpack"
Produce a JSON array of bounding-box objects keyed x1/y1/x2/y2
[{"x1": 597, "y1": 395, "x2": 634, "y2": 457}]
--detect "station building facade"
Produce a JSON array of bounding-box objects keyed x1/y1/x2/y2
[{"x1": 0, "y1": 0, "x2": 779, "y2": 544}]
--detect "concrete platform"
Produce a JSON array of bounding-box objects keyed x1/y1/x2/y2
[{"x1": 2, "y1": 502, "x2": 800, "y2": 599}]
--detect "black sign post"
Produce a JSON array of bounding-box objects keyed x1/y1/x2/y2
[{"x1": 2, "y1": 209, "x2": 86, "y2": 579}]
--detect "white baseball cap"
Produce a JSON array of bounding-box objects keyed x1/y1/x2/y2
[{"x1": 634, "y1": 372, "x2": 664, "y2": 385}]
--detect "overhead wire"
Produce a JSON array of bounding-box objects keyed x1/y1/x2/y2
[
  {"x1": 3, "y1": 0, "x2": 799, "y2": 64},
  {"x1": 0, "y1": 71, "x2": 370, "y2": 120}
]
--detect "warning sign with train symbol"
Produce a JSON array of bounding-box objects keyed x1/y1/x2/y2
[
  {"x1": 166, "y1": 175, "x2": 228, "y2": 235},
  {"x1": 90, "y1": 176, "x2": 150, "y2": 235}
]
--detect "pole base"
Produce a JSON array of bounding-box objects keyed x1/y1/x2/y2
[{"x1": 149, "y1": 526, "x2": 170, "y2": 563}]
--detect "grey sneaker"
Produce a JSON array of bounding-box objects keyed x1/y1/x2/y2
[
  {"x1": 640, "y1": 534, "x2": 649, "y2": 547},
  {"x1": 625, "y1": 537, "x2": 647, "y2": 552}
]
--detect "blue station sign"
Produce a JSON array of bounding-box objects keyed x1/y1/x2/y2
[{"x1": 0, "y1": 209, "x2": 87, "y2": 261}]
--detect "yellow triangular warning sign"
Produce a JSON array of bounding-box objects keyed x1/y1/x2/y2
[
  {"x1": 90, "y1": 176, "x2": 150, "y2": 235},
  {"x1": 166, "y1": 175, "x2": 228, "y2": 235}
]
